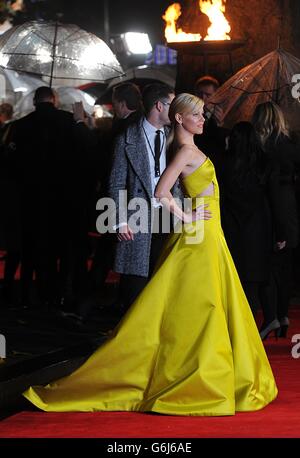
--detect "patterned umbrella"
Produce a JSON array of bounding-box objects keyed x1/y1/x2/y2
[
  {"x1": 210, "y1": 49, "x2": 300, "y2": 133},
  {"x1": 0, "y1": 20, "x2": 124, "y2": 87}
]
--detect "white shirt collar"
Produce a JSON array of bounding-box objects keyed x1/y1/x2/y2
[{"x1": 143, "y1": 117, "x2": 164, "y2": 136}]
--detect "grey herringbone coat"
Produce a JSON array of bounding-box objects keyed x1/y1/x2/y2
[{"x1": 108, "y1": 118, "x2": 181, "y2": 277}]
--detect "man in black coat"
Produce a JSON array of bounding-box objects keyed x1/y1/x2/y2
[{"x1": 10, "y1": 86, "x2": 93, "y2": 309}]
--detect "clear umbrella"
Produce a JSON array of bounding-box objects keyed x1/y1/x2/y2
[
  {"x1": 107, "y1": 65, "x2": 176, "y2": 89},
  {"x1": 0, "y1": 20, "x2": 124, "y2": 87},
  {"x1": 54, "y1": 86, "x2": 96, "y2": 114},
  {"x1": 94, "y1": 65, "x2": 176, "y2": 105},
  {"x1": 210, "y1": 49, "x2": 300, "y2": 133},
  {"x1": 14, "y1": 86, "x2": 96, "y2": 119},
  {"x1": 0, "y1": 67, "x2": 44, "y2": 105}
]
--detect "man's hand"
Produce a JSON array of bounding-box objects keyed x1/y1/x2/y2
[
  {"x1": 73, "y1": 101, "x2": 86, "y2": 123},
  {"x1": 117, "y1": 224, "x2": 134, "y2": 242},
  {"x1": 276, "y1": 240, "x2": 287, "y2": 251}
]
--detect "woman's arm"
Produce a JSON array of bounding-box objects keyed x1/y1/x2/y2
[{"x1": 155, "y1": 147, "x2": 211, "y2": 223}]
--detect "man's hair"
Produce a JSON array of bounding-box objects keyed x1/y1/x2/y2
[
  {"x1": 142, "y1": 83, "x2": 174, "y2": 115},
  {"x1": 34, "y1": 86, "x2": 55, "y2": 105},
  {"x1": 0, "y1": 103, "x2": 13, "y2": 119},
  {"x1": 112, "y1": 83, "x2": 142, "y2": 111},
  {"x1": 194, "y1": 76, "x2": 220, "y2": 92}
]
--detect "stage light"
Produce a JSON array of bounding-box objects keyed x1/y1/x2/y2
[{"x1": 123, "y1": 32, "x2": 152, "y2": 55}]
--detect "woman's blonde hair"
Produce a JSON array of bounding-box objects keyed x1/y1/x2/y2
[
  {"x1": 167, "y1": 93, "x2": 204, "y2": 152},
  {"x1": 252, "y1": 101, "x2": 289, "y2": 146}
]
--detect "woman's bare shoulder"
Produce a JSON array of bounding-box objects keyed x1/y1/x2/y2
[
  {"x1": 175, "y1": 144, "x2": 197, "y2": 159},
  {"x1": 176, "y1": 144, "x2": 207, "y2": 164}
]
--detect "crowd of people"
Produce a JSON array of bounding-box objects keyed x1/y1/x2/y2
[{"x1": 0, "y1": 76, "x2": 299, "y2": 344}]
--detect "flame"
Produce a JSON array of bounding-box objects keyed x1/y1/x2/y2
[
  {"x1": 163, "y1": 0, "x2": 231, "y2": 42},
  {"x1": 199, "y1": 0, "x2": 231, "y2": 40},
  {"x1": 163, "y1": 3, "x2": 202, "y2": 43}
]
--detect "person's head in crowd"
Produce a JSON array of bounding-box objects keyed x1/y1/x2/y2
[
  {"x1": 194, "y1": 76, "x2": 220, "y2": 104},
  {"x1": 0, "y1": 103, "x2": 13, "y2": 125},
  {"x1": 94, "y1": 116, "x2": 113, "y2": 133},
  {"x1": 142, "y1": 83, "x2": 175, "y2": 127},
  {"x1": 252, "y1": 101, "x2": 289, "y2": 146},
  {"x1": 112, "y1": 83, "x2": 143, "y2": 119},
  {"x1": 194, "y1": 76, "x2": 224, "y2": 126},
  {"x1": 167, "y1": 93, "x2": 205, "y2": 153},
  {"x1": 33, "y1": 86, "x2": 56, "y2": 107}
]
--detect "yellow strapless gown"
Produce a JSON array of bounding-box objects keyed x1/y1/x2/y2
[{"x1": 24, "y1": 158, "x2": 278, "y2": 415}]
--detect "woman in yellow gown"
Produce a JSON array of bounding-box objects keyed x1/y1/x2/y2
[{"x1": 24, "y1": 94, "x2": 277, "y2": 415}]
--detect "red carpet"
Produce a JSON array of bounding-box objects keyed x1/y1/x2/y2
[{"x1": 0, "y1": 309, "x2": 300, "y2": 438}]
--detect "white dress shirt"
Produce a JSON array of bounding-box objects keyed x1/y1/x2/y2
[{"x1": 142, "y1": 117, "x2": 167, "y2": 208}]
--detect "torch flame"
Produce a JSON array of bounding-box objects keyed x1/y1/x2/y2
[
  {"x1": 163, "y1": 0, "x2": 231, "y2": 42},
  {"x1": 163, "y1": 3, "x2": 202, "y2": 42},
  {"x1": 199, "y1": 0, "x2": 231, "y2": 40}
]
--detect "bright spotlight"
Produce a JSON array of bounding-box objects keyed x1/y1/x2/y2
[{"x1": 123, "y1": 32, "x2": 152, "y2": 55}]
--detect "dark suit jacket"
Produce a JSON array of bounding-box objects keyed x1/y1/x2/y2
[
  {"x1": 219, "y1": 160, "x2": 272, "y2": 283},
  {"x1": 265, "y1": 134, "x2": 300, "y2": 247}
]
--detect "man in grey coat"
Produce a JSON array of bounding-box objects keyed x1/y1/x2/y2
[{"x1": 108, "y1": 83, "x2": 176, "y2": 310}]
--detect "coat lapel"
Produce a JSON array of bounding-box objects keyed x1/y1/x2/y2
[
  {"x1": 164, "y1": 126, "x2": 171, "y2": 165},
  {"x1": 125, "y1": 119, "x2": 153, "y2": 200}
]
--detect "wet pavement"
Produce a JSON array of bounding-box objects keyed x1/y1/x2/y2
[{"x1": 0, "y1": 283, "x2": 124, "y2": 413}]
